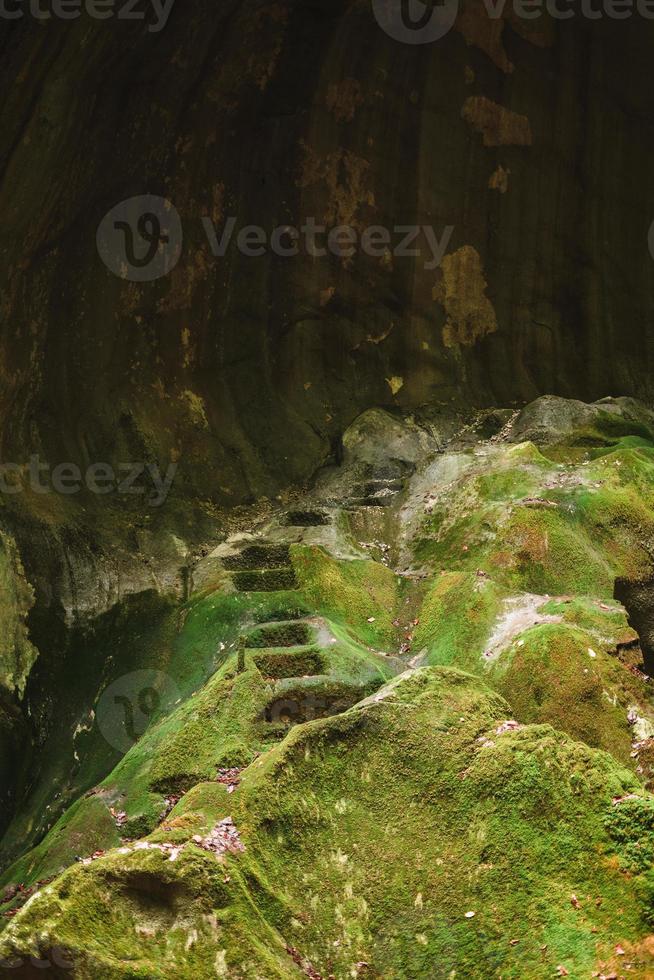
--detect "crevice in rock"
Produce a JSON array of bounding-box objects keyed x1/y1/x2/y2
[{"x1": 614, "y1": 576, "x2": 654, "y2": 675}]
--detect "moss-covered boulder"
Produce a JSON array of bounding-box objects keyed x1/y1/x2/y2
[
  {"x1": 2, "y1": 668, "x2": 654, "y2": 978},
  {"x1": 3, "y1": 396, "x2": 654, "y2": 977}
]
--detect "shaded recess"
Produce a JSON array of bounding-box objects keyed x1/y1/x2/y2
[{"x1": 614, "y1": 577, "x2": 654, "y2": 675}]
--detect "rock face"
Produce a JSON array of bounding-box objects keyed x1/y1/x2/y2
[
  {"x1": 3, "y1": 5, "x2": 654, "y2": 974},
  {"x1": 0, "y1": 6, "x2": 653, "y2": 505},
  {"x1": 2, "y1": 397, "x2": 654, "y2": 977}
]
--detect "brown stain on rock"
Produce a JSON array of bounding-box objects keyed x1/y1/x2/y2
[
  {"x1": 462, "y1": 96, "x2": 532, "y2": 146},
  {"x1": 455, "y1": 0, "x2": 553, "y2": 72},
  {"x1": 489, "y1": 165, "x2": 510, "y2": 192},
  {"x1": 320, "y1": 286, "x2": 335, "y2": 307},
  {"x1": 456, "y1": 0, "x2": 514, "y2": 73},
  {"x1": 297, "y1": 141, "x2": 374, "y2": 228},
  {"x1": 326, "y1": 79, "x2": 364, "y2": 123},
  {"x1": 206, "y1": 4, "x2": 289, "y2": 108},
  {"x1": 434, "y1": 246, "x2": 498, "y2": 348},
  {"x1": 157, "y1": 248, "x2": 212, "y2": 315}
]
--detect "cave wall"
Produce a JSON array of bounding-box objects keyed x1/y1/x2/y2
[{"x1": 0, "y1": 0, "x2": 653, "y2": 506}]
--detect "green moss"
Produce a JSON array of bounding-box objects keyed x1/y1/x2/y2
[
  {"x1": 605, "y1": 796, "x2": 654, "y2": 873},
  {"x1": 244, "y1": 621, "x2": 314, "y2": 648},
  {"x1": 1, "y1": 797, "x2": 120, "y2": 894},
  {"x1": 538, "y1": 596, "x2": 628, "y2": 635},
  {"x1": 108, "y1": 666, "x2": 271, "y2": 803},
  {"x1": 1, "y1": 586, "x2": 401, "y2": 891},
  {"x1": 291, "y1": 544, "x2": 400, "y2": 647},
  {"x1": 232, "y1": 568, "x2": 298, "y2": 592},
  {"x1": 6, "y1": 404, "x2": 654, "y2": 976},
  {"x1": 252, "y1": 647, "x2": 325, "y2": 679},
  {"x1": 476, "y1": 467, "x2": 536, "y2": 503},
  {"x1": 3, "y1": 668, "x2": 648, "y2": 979},
  {"x1": 571, "y1": 482, "x2": 654, "y2": 580},
  {"x1": 497, "y1": 507, "x2": 613, "y2": 597},
  {"x1": 504, "y1": 442, "x2": 553, "y2": 466},
  {"x1": 487, "y1": 623, "x2": 633, "y2": 762},
  {"x1": 414, "y1": 571, "x2": 501, "y2": 670}
]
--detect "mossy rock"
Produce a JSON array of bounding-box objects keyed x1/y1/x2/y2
[
  {"x1": 488, "y1": 622, "x2": 634, "y2": 763},
  {"x1": 291, "y1": 544, "x2": 400, "y2": 647},
  {"x1": 222, "y1": 545, "x2": 292, "y2": 571},
  {"x1": 244, "y1": 621, "x2": 315, "y2": 649},
  {"x1": 251, "y1": 647, "x2": 325, "y2": 680},
  {"x1": 2, "y1": 668, "x2": 653, "y2": 979},
  {"x1": 231, "y1": 568, "x2": 298, "y2": 593},
  {"x1": 5, "y1": 397, "x2": 654, "y2": 976}
]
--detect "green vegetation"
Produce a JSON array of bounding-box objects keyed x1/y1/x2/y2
[
  {"x1": 2, "y1": 669, "x2": 652, "y2": 978},
  {"x1": 3, "y1": 399, "x2": 654, "y2": 977}
]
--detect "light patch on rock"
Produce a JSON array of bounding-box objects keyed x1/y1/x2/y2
[
  {"x1": 461, "y1": 96, "x2": 532, "y2": 146},
  {"x1": 180, "y1": 326, "x2": 194, "y2": 369},
  {"x1": 73, "y1": 711, "x2": 95, "y2": 740},
  {"x1": 214, "y1": 949, "x2": 228, "y2": 977},
  {"x1": 320, "y1": 285, "x2": 335, "y2": 307},
  {"x1": 489, "y1": 165, "x2": 510, "y2": 193},
  {"x1": 629, "y1": 708, "x2": 654, "y2": 741},
  {"x1": 483, "y1": 594, "x2": 562, "y2": 662},
  {"x1": 326, "y1": 78, "x2": 363, "y2": 122},
  {"x1": 297, "y1": 141, "x2": 374, "y2": 229},
  {"x1": 181, "y1": 389, "x2": 209, "y2": 429},
  {"x1": 0, "y1": 531, "x2": 38, "y2": 696},
  {"x1": 435, "y1": 246, "x2": 498, "y2": 349},
  {"x1": 456, "y1": 0, "x2": 514, "y2": 73}
]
